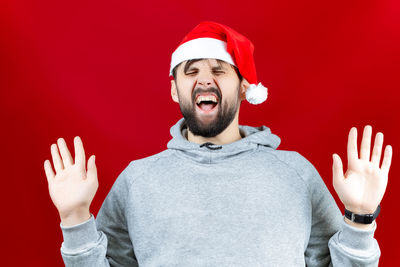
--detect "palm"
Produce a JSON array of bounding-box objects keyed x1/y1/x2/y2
[
  {"x1": 332, "y1": 126, "x2": 392, "y2": 214},
  {"x1": 44, "y1": 136, "x2": 98, "y2": 218},
  {"x1": 49, "y1": 164, "x2": 94, "y2": 215}
]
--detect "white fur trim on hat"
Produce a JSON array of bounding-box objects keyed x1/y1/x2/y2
[
  {"x1": 169, "y1": 38, "x2": 236, "y2": 75},
  {"x1": 246, "y1": 82, "x2": 268, "y2": 104}
]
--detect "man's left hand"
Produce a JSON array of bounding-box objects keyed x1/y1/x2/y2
[{"x1": 332, "y1": 125, "x2": 392, "y2": 228}]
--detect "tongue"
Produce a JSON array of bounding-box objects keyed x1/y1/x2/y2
[{"x1": 199, "y1": 103, "x2": 216, "y2": 111}]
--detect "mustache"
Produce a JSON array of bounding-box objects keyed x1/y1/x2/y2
[{"x1": 191, "y1": 87, "x2": 221, "y2": 103}]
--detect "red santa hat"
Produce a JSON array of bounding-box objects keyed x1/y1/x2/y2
[{"x1": 169, "y1": 21, "x2": 268, "y2": 105}]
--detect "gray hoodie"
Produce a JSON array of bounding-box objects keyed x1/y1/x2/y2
[{"x1": 60, "y1": 118, "x2": 380, "y2": 266}]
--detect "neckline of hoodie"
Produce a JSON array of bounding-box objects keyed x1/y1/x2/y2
[
  {"x1": 170, "y1": 145, "x2": 259, "y2": 165},
  {"x1": 181, "y1": 127, "x2": 247, "y2": 148}
]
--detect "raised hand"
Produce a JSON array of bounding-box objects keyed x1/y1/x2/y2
[
  {"x1": 44, "y1": 136, "x2": 98, "y2": 226},
  {"x1": 332, "y1": 125, "x2": 392, "y2": 224}
]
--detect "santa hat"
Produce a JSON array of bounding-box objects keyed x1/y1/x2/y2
[{"x1": 169, "y1": 21, "x2": 268, "y2": 105}]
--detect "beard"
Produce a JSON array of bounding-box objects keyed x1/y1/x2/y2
[{"x1": 177, "y1": 85, "x2": 241, "y2": 138}]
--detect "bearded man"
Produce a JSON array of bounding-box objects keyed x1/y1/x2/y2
[{"x1": 44, "y1": 21, "x2": 392, "y2": 266}]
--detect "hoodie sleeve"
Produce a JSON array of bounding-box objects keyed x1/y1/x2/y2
[
  {"x1": 60, "y1": 162, "x2": 138, "y2": 267},
  {"x1": 293, "y1": 153, "x2": 380, "y2": 267}
]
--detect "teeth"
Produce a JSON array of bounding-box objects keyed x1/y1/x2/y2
[{"x1": 196, "y1": 95, "x2": 218, "y2": 104}]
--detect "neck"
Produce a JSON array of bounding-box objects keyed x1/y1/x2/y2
[{"x1": 186, "y1": 113, "x2": 242, "y2": 145}]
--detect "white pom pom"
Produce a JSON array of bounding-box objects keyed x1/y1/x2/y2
[{"x1": 245, "y1": 82, "x2": 268, "y2": 104}]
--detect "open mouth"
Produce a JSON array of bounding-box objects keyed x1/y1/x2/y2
[{"x1": 195, "y1": 94, "x2": 219, "y2": 113}]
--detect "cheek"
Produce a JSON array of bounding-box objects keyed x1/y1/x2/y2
[
  {"x1": 177, "y1": 80, "x2": 195, "y2": 99},
  {"x1": 219, "y1": 79, "x2": 241, "y2": 99},
  {"x1": 181, "y1": 79, "x2": 195, "y2": 88}
]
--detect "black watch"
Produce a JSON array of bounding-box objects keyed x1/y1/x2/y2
[{"x1": 344, "y1": 205, "x2": 381, "y2": 224}]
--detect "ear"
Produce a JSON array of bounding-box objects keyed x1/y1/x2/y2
[
  {"x1": 239, "y1": 78, "x2": 250, "y2": 101},
  {"x1": 171, "y1": 79, "x2": 179, "y2": 103}
]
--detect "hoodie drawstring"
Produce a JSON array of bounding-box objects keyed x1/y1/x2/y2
[{"x1": 200, "y1": 142, "x2": 222, "y2": 150}]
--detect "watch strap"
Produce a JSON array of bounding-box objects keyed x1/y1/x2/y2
[{"x1": 344, "y1": 205, "x2": 381, "y2": 224}]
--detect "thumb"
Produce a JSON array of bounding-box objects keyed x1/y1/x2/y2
[
  {"x1": 87, "y1": 155, "x2": 97, "y2": 181},
  {"x1": 332, "y1": 153, "x2": 344, "y2": 189}
]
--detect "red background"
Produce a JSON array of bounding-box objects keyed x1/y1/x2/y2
[{"x1": 1, "y1": 0, "x2": 399, "y2": 266}]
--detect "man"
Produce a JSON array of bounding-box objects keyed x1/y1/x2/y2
[{"x1": 44, "y1": 21, "x2": 392, "y2": 266}]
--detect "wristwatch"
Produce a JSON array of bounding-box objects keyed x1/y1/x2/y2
[{"x1": 344, "y1": 205, "x2": 381, "y2": 224}]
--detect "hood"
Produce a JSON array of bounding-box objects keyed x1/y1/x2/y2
[{"x1": 166, "y1": 118, "x2": 281, "y2": 164}]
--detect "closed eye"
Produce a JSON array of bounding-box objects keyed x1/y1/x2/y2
[
  {"x1": 213, "y1": 70, "x2": 225, "y2": 74},
  {"x1": 185, "y1": 71, "x2": 198, "y2": 75}
]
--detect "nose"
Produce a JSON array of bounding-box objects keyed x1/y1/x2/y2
[{"x1": 196, "y1": 71, "x2": 215, "y2": 88}]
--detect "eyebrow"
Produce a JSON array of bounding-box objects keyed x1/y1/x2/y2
[{"x1": 211, "y1": 65, "x2": 224, "y2": 70}]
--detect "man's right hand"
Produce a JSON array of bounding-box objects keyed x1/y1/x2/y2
[{"x1": 44, "y1": 136, "x2": 98, "y2": 227}]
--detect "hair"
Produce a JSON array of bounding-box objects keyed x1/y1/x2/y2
[{"x1": 171, "y1": 58, "x2": 243, "y2": 82}]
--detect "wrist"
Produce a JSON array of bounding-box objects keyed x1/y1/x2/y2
[
  {"x1": 344, "y1": 205, "x2": 376, "y2": 214},
  {"x1": 343, "y1": 204, "x2": 380, "y2": 228},
  {"x1": 60, "y1": 209, "x2": 91, "y2": 227}
]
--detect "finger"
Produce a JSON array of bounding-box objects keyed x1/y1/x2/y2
[
  {"x1": 87, "y1": 155, "x2": 98, "y2": 182},
  {"x1": 360, "y1": 125, "x2": 372, "y2": 161},
  {"x1": 74, "y1": 136, "x2": 86, "y2": 170},
  {"x1": 332, "y1": 154, "x2": 344, "y2": 189},
  {"x1": 347, "y1": 127, "x2": 358, "y2": 168},
  {"x1": 51, "y1": 143, "x2": 64, "y2": 172},
  {"x1": 43, "y1": 159, "x2": 55, "y2": 182},
  {"x1": 371, "y1": 132, "x2": 383, "y2": 166},
  {"x1": 381, "y1": 145, "x2": 393, "y2": 174},
  {"x1": 57, "y1": 138, "x2": 74, "y2": 167}
]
